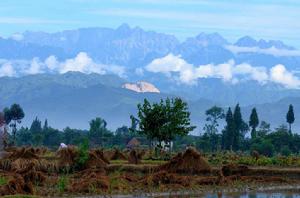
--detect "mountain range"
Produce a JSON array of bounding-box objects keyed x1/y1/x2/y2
[
  {"x1": 1, "y1": 24, "x2": 300, "y2": 132},
  {"x1": 0, "y1": 72, "x2": 299, "y2": 133}
]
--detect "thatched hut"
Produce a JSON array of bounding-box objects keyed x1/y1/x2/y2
[{"x1": 126, "y1": 138, "x2": 140, "y2": 150}]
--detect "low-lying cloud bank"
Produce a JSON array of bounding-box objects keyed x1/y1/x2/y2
[
  {"x1": 0, "y1": 52, "x2": 126, "y2": 77},
  {"x1": 146, "y1": 54, "x2": 300, "y2": 88},
  {"x1": 225, "y1": 45, "x2": 300, "y2": 57}
]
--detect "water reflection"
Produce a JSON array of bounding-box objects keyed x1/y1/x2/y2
[{"x1": 205, "y1": 192, "x2": 300, "y2": 198}]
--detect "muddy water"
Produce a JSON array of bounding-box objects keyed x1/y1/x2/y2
[
  {"x1": 76, "y1": 186, "x2": 300, "y2": 198},
  {"x1": 78, "y1": 191, "x2": 300, "y2": 198}
]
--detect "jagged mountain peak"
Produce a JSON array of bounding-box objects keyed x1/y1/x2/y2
[{"x1": 235, "y1": 36, "x2": 294, "y2": 49}]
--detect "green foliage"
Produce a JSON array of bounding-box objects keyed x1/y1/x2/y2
[
  {"x1": 3, "y1": 103, "x2": 25, "y2": 143},
  {"x1": 204, "y1": 106, "x2": 225, "y2": 134},
  {"x1": 223, "y1": 107, "x2": 235, "y2": 150},
  {"x1": 233, "y1": 104, "x2": 248, "y2": 150},
  {"x1": 89, "y1": 117, "x2": 108, "y2": 146},
  {"x1": 135, "y1": 98, "x2": 195, "y2": 145},
  {"x1": 281, "y1": 145, "x2": 291, "y2": 156},
  {"x1": 249, "y1": 108, "x2": 259, "y2": 139},
  {"x1": 30, "y1": 117, "x2": 42, "y2": 134},
  {"x1": 76, "y1": 138, "x2": 89, "y2": 168},
  {"x1": 257, "y1": 121, "x2": 271, "y2": 137},
  {"x1": 203, "y1": 106, "x2": 224, "y2": 152},
  {"x1": 0, "y1": 176, "x2": 7, "y2": 186},
  {"x1": 286, "y1": 104, "x2": 295, "y2": 133},
  {"x1": 251, "y1": 140, "x2": 275, "y2": 157},
  {"x1": 57, "y1": 176, "x2": 69, "y2": 193}
]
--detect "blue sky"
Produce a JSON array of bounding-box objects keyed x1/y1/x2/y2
[{"x1": 0, "y1": 0, "x2": 299, "y2": 47}]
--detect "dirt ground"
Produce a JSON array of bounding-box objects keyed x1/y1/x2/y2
[{"x1": 0, "y1": 147, "x2": 299, "y2": 197}]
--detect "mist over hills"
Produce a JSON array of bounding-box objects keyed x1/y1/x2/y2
[
  {"x1": 0, "y1": 72, "x2": 299, "y2": 133},
  {"x1": 1, "y1": 24, "x2": 300, "y2": 132}
]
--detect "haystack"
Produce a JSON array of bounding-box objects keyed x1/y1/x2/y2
[
  {"x1": 108, "y1": 149, "x2": 127, "y2": 161},
  {"x1": 159, "y1": 148, "x2": 211, "y2": 174},
  {"x1": 5, "y1": 147, "x2": 39, "y2": 160},
  {"x1": 85, "y1": 150, "x2": 109, "y2": 170},
  {"x1": 0, "y1": 174, "x2": 34, "y2": 195},
  {"x1": 1, "y1": 147, "x2": 44, "y2": 172},
  {"x1": 128, "y1": 149, "x2": 145, "y2": 164},
  {"x1": 90, "y1": 149, "x2": 110, "y2": 164},
  {"x1": 141, "y1": 171, "x2": 191, "y2": 187},
  {"x1": 221, "y1": 164, "x2": 249, "y2": 176},
  {"x1": 126, "y1": 138, "x2": 140, "y2": 149},
  {"x1": 56, "y1": 146, "x2": 78, "y2": 168},
  {"x1": 70, "y1": 169, "x2": 109, "y2": 193}
]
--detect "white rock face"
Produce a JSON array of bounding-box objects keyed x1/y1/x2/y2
[{"x1": 122, "y1": 81, "x2": 160, "y2": 93}]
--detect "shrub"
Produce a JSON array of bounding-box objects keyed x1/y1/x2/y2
[
  {"x1": 251, "y1": 140, "x2": 275, "y2": 157},
  {"x1": 76, "y1": 138, "x2": 89, "y2": 168},
  {"x1": 0, "y1": 176, "x2": 7, "y2": 186},
  {"x1": 281, "y1": 146, "x2": 291, "y2": 156},
  {"x1": 57, "y1": 176, "x2": 69, "y2": 193}
]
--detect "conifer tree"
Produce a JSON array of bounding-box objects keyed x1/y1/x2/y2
[
  {"x1": 249, "y1": 108, "x2": 259, "y2": 139},
  {"x1": 223, "y1": 107, "x2": 235, "y2": 150},
  {"x1": 233, "y1": 104, "x2": 242, "y2": 150},
  {"x1": 286, "y1": 104, "x2": 295, "y2": 133}
]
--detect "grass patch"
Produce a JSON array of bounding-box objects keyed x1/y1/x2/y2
[
  {"x1": 0, "y1": 176, "x2": 7, "y2": 186},
  {"x1": 57, "y1": 176, "x2": 69, "y2": 193},
  {"x1": 110, "y1": 159, "x2": 165, "y2": 165},
  {"x1": 3, "y1": 195, "x2": 40, "y2": 198}
]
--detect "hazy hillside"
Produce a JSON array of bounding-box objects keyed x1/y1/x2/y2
[
  {"x1": 0, "y1": 72, "x2": 299, "y2": 133},
  {"x1": 0, "y1": 24, "x2": 298, "y2": 70}
]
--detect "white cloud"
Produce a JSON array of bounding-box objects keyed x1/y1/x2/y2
[
  {"x1": 45, "y1": 55, "x2": 59, "y2": 71},
  {"x1": 146, "y1": 54, "x2": 300, "y2": 88},
  {"x1": 225, "y1": 45, "x2": 300, "y2": 57},
  {"x1": 0, "y1": 52, "x2": 126, "y2": 77},
  {"x1": 0, "y1": 63, "x2": 16, "y2": 77},
  {"x1": 270, "y1": 64, "x2": 300, "y2": 88},
  {"x1": 59, "y1": 52, "x2": 106, "y2": 74},
  {"x1": 26, "y1": 58, "x2": 43, "y2": 75}
]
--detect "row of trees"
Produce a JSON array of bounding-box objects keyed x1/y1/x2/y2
[
  {"x1": 1, "y1": 100, "x2": 299, "y2": 156},
  {"x1": 200, "y1": 104, "x2": 297, "y2": 155},
  {"x1": 15, "y1": 116, "x2": 142, "y2": 148}
]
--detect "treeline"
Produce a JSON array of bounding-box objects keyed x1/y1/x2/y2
[
  {"x1": 197, "y1": 104, "x2": 300, "y2": 156},
  {"x1": 1, "y1": 100, "x2": 300, "y2": 156},
  {"x1": 15, "y1": 117, "x2": 148, "y2": 149}
]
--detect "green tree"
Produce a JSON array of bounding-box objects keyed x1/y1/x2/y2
[
  {"x1": 129, "y1": 115, "x2": 139, "y2": 136},
  {"x1": 257, "y1": 121, "x2": 271, "y2": 137},
  {"x1": 204, "y1": 106, "x2": 225, "y2": 134},
  {"x1": 3, "y1": 104, "x2": 25, "y2": 143},
  {"x1": 16, "y1": 127, "x2": 32, "y2": 146},
  {"x1": 43, "y1": 127, "x2": 62, "y2": 147},
  {"x1": 0, "y1": 112, "x2": 4, "y2": 128},
  {"x1": 30, "y1": 117, "x2": 44, "y2": 146},
  {"x1": 89, "y1": 117, "x2": 108, "y2": 147},
  {"x1": 30, "y1": 117, "x2": 42, "y2": 134},
  {"x1": 251, "y1": 140, "x2": 275, "y2": 157},
  {"x1": 135, "y1": 98, "x2": 195, "y2": 149},
  {"x1": 43, "y1": 119, "x2": 49, "y2": 131},
  {"x1": 233, "y1": 104, "x2": 248, "y2": 151},
  {"x1": 63, "y1": 127, "x2": 87, "y2": 145},
  {"x1": 0, "y1": 112, "x2": 5, "y2": 147},
  {"x1": 249, "y1": 108, "x2": 259, "y2": 139},
  {"x1": 203, "y1": 106, "x2": 225, "y2": 151},
  {"x1": 286, "y1": 104, "x2": 295, "y2": 133},
  {"x1": 222, "y1": 108, "x2": 235, "y2": 150}
]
